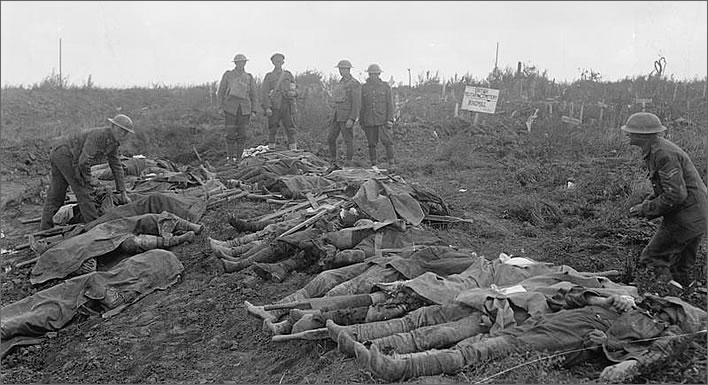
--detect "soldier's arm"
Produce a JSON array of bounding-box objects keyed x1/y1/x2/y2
[
  {"x1": 106, "y1": 145, "x2": 127, "y2": 193},
  {"x1": 350, "y1": 82, "x2": 362, "y2": 122},
  {"x1": 642, "y1": 151, "x2": 688, "y2": 218},
  {"x1": 216, "y1": 72, "x2": 228, "y2": 108},
  {"x1": 76, "y1": 131, "x2": 102, "y2": 184},
  {"x1": 286, "y1": 71, "x2": 298, "y2": 98},
  {"x1": 358, "y1": 85, "x2": 366, "y2": 123},
  {"x1": 249, "y1": 74, "x2": 258, "y2": 111},
  {"x1": 261, "y1": 73, "x2": 272, "y2": 110},
  {"x1": 385, "y1": 85, "x2": 394, "y2": 123}
]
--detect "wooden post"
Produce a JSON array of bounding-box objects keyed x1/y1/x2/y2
[
  {"x1": 673, "y1": 83, "x2": 679, "y2": 102},
  {"x1": 473, "y1": 112, "x2": 480, "y2": 125},
  {"x1": 579, "y1": 103, "x2": 584, "y2": 122},
  {"x1": 704, "y1": 81, "x2": 707, "y2": 99},
  {"x1": 454, "y1": 103, "x2": 459, "y2": 118},
  {"x1": 598, "y1": 102, "x2": 607, "y2": 126}
]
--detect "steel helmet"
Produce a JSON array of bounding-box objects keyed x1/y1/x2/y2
[
  {"x1": 107, "y1": 114, "x2": 134, "y2": 134},
  {"x1": 335, "y1": 59, "x2": 353, "y2": 69},
  {"x1": 366, "y1": 64, "x2": 383, "y2": 74},
  {"x1": 271, "y1": 53, "x2": 285, "y2": 61},
  {"x1": 621, "y1": 112, "x2": 666, "y2": 134},
  {"x1": 232, "y1": 54, "x2": 248, "y2": 62}
]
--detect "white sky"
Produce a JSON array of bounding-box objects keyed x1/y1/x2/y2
[{"x1": 1, "y1": 1, "x2": 706, "y2": 88}]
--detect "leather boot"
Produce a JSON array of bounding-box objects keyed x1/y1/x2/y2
[
  {"x1": 263, "y1": 318, "x2": 292, "y2": 335},
  {"x1": 368, "y1": 146, "x2": 377, "y2": 166},
  {"x1": 367, "y1": 343, "x2": 465, "y2": 382},
  {"x1": 174, "y1": 218, "x2": 204, "y2": 235},
  {"x1": 162, "y1": 231, "x2": 195, "y2": 247},
  {"x1": 345, "y1": 142, "x2": 354, "y2": 162},
  {"x1": 235, "y1": 142, "x2": 244, "y2": 163},
  {"x1": 222, "y1": 244, "x2": 280, "y2": 272},
  {"x1": 252, "y1": 257, "x2": 301, "y2": 283},
  {"x1": 245, "y1": 300, "x2": 277, "y2": 322},
  {"x1": 226, "y1": 141, "x2": 235, "y2": 160},
  {"x1": 384, "y1": 145, "x2": 394, "y2": 166},
  {"x1": 327, "y1": 317, "x2": 412, "y2": 357},
  {"x1": 329, "y1": 141, "x2": 338, "y2": 161},
  {"x1": 211, "y1": 242, "x2": 237, "y2": 258}
]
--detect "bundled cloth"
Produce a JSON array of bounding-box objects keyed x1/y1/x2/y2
[{"x1": 1, "y1": 249, "x2": 183, "y2": 358}]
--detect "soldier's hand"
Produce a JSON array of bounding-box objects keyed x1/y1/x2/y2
[
  {"x1": 587, "y1": 329, "x2": 607, "y2": 346},
  {"x1": 629, "y1": 204, "x2": 643, "y2": 217},
  {"x1": 385, "y1": 120, "x2": 394, "y2": 128},
  {"x1": 117, "y1": 191, "x2": 132, "y2": 205},
  {"x1": 345, "y1": 119, "x2": 354, "y2": 129},
  {"x1": 599, "y1": 360, "x2": 640, "y2": 383},
  {"x1": 611, "y1": 295, "x2": 636, "y2": 312},
  {"x1": 250, "y1": 112, "x2": 257, "y2": 120},
  {"x1": 266, "y1": 108, "x2": 273, "y2": 117}
]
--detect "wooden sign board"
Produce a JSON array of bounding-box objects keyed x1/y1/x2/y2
[
  {"x1": 597, "y1": 102, "x2": 608, "y2": 108},
  {"x1": 461, "y1": 86, "x2": 500, "y2": 114},
  {"x1": 561, "y1": 116, "x2": 582, "y2": 126},
  {"x1": 634, "y1": 98, "x2": 652, "y2": 105}
]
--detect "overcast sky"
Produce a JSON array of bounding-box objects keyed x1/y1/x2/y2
[{"x1": 2, "y1": 1, "x2": 706, "y2": 88}]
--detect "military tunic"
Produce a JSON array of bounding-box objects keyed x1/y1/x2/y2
[
  {"x1": 40, "y1": 127, "x2": 127, "y2": 230},
  {"x1": 636, "y1": 137, "x2": 708, "y2": 284},
  {"x1": 262, "y1": 69, "x2": 298, "y2": 144},
  {"x1": 360, "y1": 77, "x2": 395, "y2": 165},
  {"x1": 327, "y1": 76, "x2": 362, "y2": 160},
  {"x1": 217, "y1": 68, "x2": 258, "y2": 147}
]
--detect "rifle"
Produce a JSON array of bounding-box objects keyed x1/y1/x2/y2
[
  {"x1": 272, "y1": 328, "x2": 329, "y2": 342},
  {"x1": 264, "y1": 291, "x2": 386, "y2": 312}
]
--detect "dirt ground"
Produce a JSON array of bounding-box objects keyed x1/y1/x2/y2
[{"x1": 1, "y1": 86, "x2": 706, "y2": 384}]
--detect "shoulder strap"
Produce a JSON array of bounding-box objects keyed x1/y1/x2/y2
[{"x1": 274, "y1": 71, "x2": 287, "y2": 92}]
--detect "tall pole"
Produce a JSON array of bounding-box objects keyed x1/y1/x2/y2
[
  {"x1": 494, "y1": 42, "x2": 499, "y2": 71},
  {"x1": 407, "y1": 68, "x2": 411, "y2": 88},
  {"x1": 59, "y1": 38, "x2": 62, "y2": 88}
]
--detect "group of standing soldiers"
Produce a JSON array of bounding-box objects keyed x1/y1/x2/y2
[{"x1": 216, "y1": 53, "x2": 395, "y2": 169}]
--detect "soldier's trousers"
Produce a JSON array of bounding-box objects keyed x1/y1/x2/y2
[
  {"x1": 267, "y1": 103, "x2": 296, "y2": 144},
  {"x1": 225, "y1": 109, "x2": 250, "y2": 159},
  {"x1": 362, "y1": 125, "x2": 394, "y2": 165},
  {"x1": 40, "y1": 146, "x2": 98, "y2": 230},
  {"x1": 327, "y1": 120, "x2": 354, "y2": 160},
  {"x1": 639, "y1": 207, "x2": 707, "y2": 285}
]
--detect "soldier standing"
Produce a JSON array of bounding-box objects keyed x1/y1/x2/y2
[
  {"x1": 360, "y1": 64, "x2": 395, "y2": 169},
  {"x1": 217, "y1": 53, "x2": 258, "y2": 163},
  {"x1": 624, "y1": 112, "x2": 708, "y2": 289},
  {"x1": 262, "y1": 53, "x2": 298, "y2": 150},
  {"x1": 327, "y1": 60, "x2": 361, "y2": 165}
]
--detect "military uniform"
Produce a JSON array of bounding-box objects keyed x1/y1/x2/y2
[
  {"x1": 327, "y1": 75, "x2": 361, "y2": 161},
  {"x1": 40, "y1": 127, "x2": 127, "y2": 230},
  {"x1": 217, "y1": 68, "x2": 258, "y2": 160},
  {"x1": 262, "y1": 69, "x2": 298, "y2": 147},
  {"x1": 360, "y1": 77, "x2": 394, "y2": 166},
  {"x1": 635, "y1": 137, "x2": 708, "y2": 286}
]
